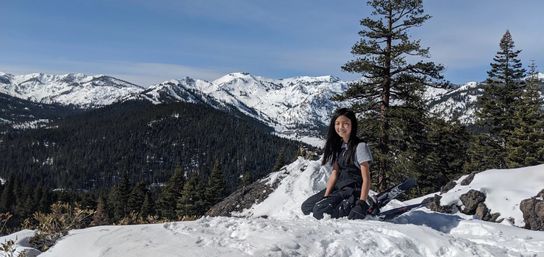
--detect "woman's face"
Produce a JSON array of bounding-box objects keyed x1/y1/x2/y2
[{"x1": 334, "y1": 115, "x2": 352, "y2": 142}]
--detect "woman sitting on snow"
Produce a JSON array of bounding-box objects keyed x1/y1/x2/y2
[{"x1": 301, "y1": 108, "x2": 374, "y2": 220}]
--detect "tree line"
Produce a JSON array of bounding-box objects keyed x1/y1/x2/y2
[{"x1": 0, "y1": 100, "x2": 300, "y2": 232}]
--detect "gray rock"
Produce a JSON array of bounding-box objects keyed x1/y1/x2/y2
[
  {"x1": 424, "y1": 195, "x2": 455, "y2": 214},
  {"x1": 440, "y1": 181, "x2": 456, "y2": 194},
  {"x1": 489, "y1": 212, "x2": 501, "y2": 222},
  {"x1": 206, "y1": 166, "x2": 297, "y2": 217},
  {"x1": 475, "y1": 202, "x2": 491, "y2": 221},
  {"x1": 206, "y1": 180, "x2": 274, "y2": 217},
  {"x1": 520, "y1": 189, "x2": 544, "y2": 231},
  {"x1": 460, "y1": 172, "x2": 477, "y2": 186},
  {"x1": 459, "y1": 189, "x2": 486, "y2": 215}
]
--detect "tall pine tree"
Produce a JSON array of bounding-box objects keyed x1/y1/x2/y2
[
  {"x1": 467, "y1": 30, "x2": 526, "y2": 171},
  {"x1": 157, "y1": 165, "x2": 185, "y2": 220},
  {"x1": 506, "y1": 61, "x2": 544, "y2": 167},
  {"x1": 338, "y1": 0, "x2": 447, "y2": 190},
  {"x1": 176, "y1": 173, "x2": 206, "y2": 218},
  {"x1": 205, "y1": 160, "x2": 226, "y2": 208},
  {"x1": 108, "y1": 172, "x2": 131, "y2": 221},
  {"x1": 127, "y1": 182, "x2": 147, "y2": 216}
]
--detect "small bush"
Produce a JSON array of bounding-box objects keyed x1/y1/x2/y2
[
  {"x1": 29, "y1": 202, "x2": 94, "y2": 252},
  {"x1": 117, "y1": 211, "x2": 164, "y2": 225},
  {"x1": 0, "y1": 239, "x2": 27, "y2": 257}
]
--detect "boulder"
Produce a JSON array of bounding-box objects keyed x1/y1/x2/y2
[
  {"x1": 475, "y1": 202, "x2": 491, "y2": 221},
  {"x1": 489, "y1": 212, "x2": 501, "y2": 222},
  {"x1": 424, "y1": 195, "x2": 455, "y2": 214},
  {"x1": 440, "y1": 181, "x2": 456, "y2": 194},
  {"x1": 459, "y1": 189, "x2": 486, "y2": 215},
  {"x1": 460, "y1": 172, "x2": 477, "y2": 186},
  {"x1": 520, "y1": 189, "x2": 544, "y2": 231}
]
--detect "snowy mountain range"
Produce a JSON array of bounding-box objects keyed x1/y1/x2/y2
[
  {"x1": 2, "y1": 71, "x2": 543, "y2": 141},
  {"x1": 3, "y1": 159, "x2": 544, "y2": 257},
  {"x1": 0, "y1": 72, "x2": 143, "y2": 108},
  {"x1": 134, "y1": 73, "x2": 349, "y2": 137}
]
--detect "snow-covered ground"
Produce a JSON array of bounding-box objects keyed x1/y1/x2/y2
[{"x1": 2, "y1": 159, "x2": 544, "y2": 257}]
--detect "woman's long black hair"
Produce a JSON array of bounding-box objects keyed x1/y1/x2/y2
[{"x1": 322, "y1": 108, "x2": 360, "y2": 166}]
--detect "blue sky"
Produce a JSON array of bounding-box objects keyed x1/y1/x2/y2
[{"x1": 1, "y1": 0, "x2": 543, "y2": 86}]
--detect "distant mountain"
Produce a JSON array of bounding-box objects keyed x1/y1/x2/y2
[
  {"x1": 3, "y1": 71, "x2": 543, "y2": 140},
  {"x1": 425, "y1": 82, "x2": 483, "y2": 124},
  {"x1": 131, "y1": 72, "x2": 349, "y2": 139},
  {"x1": 0, "y1": 72, "x2": 143, "y2": 108},
  {"x1": 0, "y1": 92, "x2": 82, "y2": 130},
  {"x1": 425, "y1": 75, "x2": 544, "y2": 124}
]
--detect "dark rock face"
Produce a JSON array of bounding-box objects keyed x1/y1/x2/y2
[
  {"x1": 459, "y1": 189, "x2": 486, "y2": 215},
  {"x1": 460, "y1": 172, "x2": 477, "y2": 186},
  {"x1": 440, "y1": 181, "x2": 457, "y2": 194},
  {"x1": 206, "y1": 166, "x2": 298, "y2": 217},
  {"x1": 520, "y1": 189, "x2": 544, "y2": 231},
  {"x1": 206, "y1": 180, "x2": 274, "y2": 217}
]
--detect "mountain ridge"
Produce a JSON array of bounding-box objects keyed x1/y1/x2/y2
[{"x1": 2, "y1": 71, "x2": 543, "y2": 143}]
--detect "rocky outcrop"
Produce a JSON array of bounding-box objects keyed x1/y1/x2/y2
[
  {"x1": 206, "y1": 180, "x2": 275, "y2": 217},
  {"x1": 520, "y1": 189, "x2": 544, "y2": 231},
  {"x1": 457, "y1": 189, "x2": 502, "y2": 222},
  {"x1": 440, "y1": 181, "x2": 456, "y2": 194},
  {"x1": 424, "y1": 195, "x2": 456, "y2": 213},
  {"x1": 459, "y1": 189, "x2": 486, "y2": 214},
  {"x1": 460, "y1": 172, "x2": 477, "y2": 186},
  {"x1": 206, "y1": 165, "x2": 298, "y2": 217}
]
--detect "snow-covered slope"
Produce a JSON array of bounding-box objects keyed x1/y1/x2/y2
[
  {"x1": 32, "y1": 214, "x2": 544, "y2": 257},
  {"x1": 208, "y1": 73, "x2": 348, "y2": 134},
  {"x1": 137, "y1": 78, "x2": 226, "y2": 107},
  {"x1": 4, "y1": 160, "x2": 544, "y2": 257},
  {"x1": 426, "y1": 74, "x2": 544, "y2": 123},
  {"x1": 0, "y1": 72, "x2": 144, "y2": 108},
  {"x1": 133, "y1": 72, "x2": 349, "y2": 145},
  {"x1": 425, "y1": 82, "x2": 482, "y2": 123}
]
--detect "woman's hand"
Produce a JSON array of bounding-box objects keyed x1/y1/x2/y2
[{"x1": 348, "y1": 199, "x2": 369, "y2": 220}]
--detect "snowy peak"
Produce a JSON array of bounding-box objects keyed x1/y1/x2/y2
[
  {"x1": 212, "y1": 72, "x2": 284, "y2": 95},
  {"x1": 139, "y1": 72, "x2": 349, "y2": 141},
  {"x1": 138, "y1": 78, "x2": 220, "y2": 106},
  {"x1": 209, "y1": 73, "x2": 349, "y2": 137},
  {"x1": 0, "y1": 72, "x2": 143, "y2": 108}
]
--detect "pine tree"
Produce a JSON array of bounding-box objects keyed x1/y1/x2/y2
[
  {"x1": 127, "y1": 182, "x2": 146, "y2": 215},
  {"x1": 418, "y1": 117, "x2": 468, "y2": 194},
  {"x1": 506, "y1": 61, "x2": 544, "y2": 167},
  {"x1": 0, "y1": 175, "x2": 16, "y2": 213},
  {"x1": 272, "y1": 148, "x2": 286, "y2": 172},
  {"x1": 91, "y1": 196, "x2": 110, "y2": 226},
  {"x1": 205, "y1": 160, "x2": 226, "y2": 208},
  {"x1": 338, "y1": 0, "x2": 446, "y2": 190},
  {"x1": 38, "y1": 187, "x2": 52, "y2": 213},
  {"x1": 157, "y1": 165, "x2": 185, "y2": 220},
  {"x1": 140, "y1": 192, "x2": 154, "y2": 218},
  {"x1": 109, "y1": 173, "x2": 131, "y2": 221},
  {"x1": 241, "y1": 171, "x2": 253, "y2": 188},
  {"x1": 176, "y1": 173, "x2": 206, "y2": 218},
  {"x1": 468, "y1": 30, "x2": 526, "y2": 171}
]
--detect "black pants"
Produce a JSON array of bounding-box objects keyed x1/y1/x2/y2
[{"x1": 301, "y1": 187, "x2": 357, "y2": 220}]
